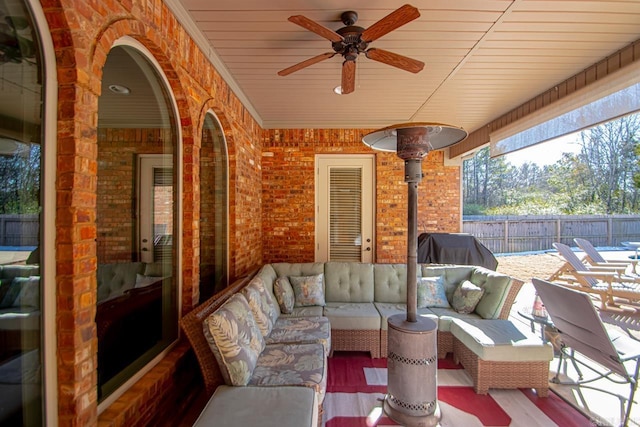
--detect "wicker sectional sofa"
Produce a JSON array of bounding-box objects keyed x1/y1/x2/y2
[
  {"x1": 181, "y1": 261, "x2": 537, "y2": 426},
  {"x1": 253, "y1": 262, "x2": 524, "y2": 359}
]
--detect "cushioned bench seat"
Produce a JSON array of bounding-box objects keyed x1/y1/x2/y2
[
  {"x1": 265, "y1": 316, "x2": 331, "y2": 356},
  {"x1": 451, "y1": 319, "x2": 553, "y2": 395},
  {"x1": 250, "y1": 342, "x2": 327, "y2": 403},
  {"x1": 193, "y1": 385, "x2": 318, "y2": 427},
  {"x1": 323, "y1": 302, "x2": 380, "y2": 358}
]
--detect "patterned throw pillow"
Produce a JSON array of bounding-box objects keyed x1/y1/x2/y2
[
  {"x1": 203, "y1": 293, "x2": 265, "y2": 386},
  {"x1": 273, "y1": 276, "x2": 295, "y2": 314},
  {"x1": 417, "y1": 276, "x2": 450, "y2": 308},
  {"x1": 241, "y1": 278, "x2": 279, "y2": 336},
  {"x1": 289, "y1": 274, "x2": 326, "y2": 307},
  {"x1": 451, "y1": 280, "x2": 485, "y2": 314}
]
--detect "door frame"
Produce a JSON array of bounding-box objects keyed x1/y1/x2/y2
[
  {"x1": 315, "y1": 154, "x2": 375, "y2": 262},
  {"x1": 137, "y1": 153, "x2": 173, "y2": 263}
]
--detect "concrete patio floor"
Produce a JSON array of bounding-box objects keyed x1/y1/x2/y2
[{"x1": 500, "y1": 248, "x2": 640, "y2": 427}]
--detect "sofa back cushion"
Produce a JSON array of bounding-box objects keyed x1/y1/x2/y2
[
  {"x1": 97, "y1": 262, "x2": 146, "y2": 302},
  {"x1": 203, "y1": 293, "x2": 265, "y2": 386},
  {"x1": 324, "y1": 262, "x2": 374, "y2": 303},
  {"x1": 272, "y1": 262, "x2": 325, "y2": 280},
  {"x1": 0, "y1": 266, "x2": 40, "y2": 309},
  {"x1": 241, "y1": 277, "x2": 279, "y2": 336},
  {"x1": 374, "y1": 264, "x2": 407, "y2": 303},
  {"x1": 0, "y1": 265, "x2": 40, "y2": 281},
  {"x1": 470, "y1": 267, "x2": 513, "y2": 319},
  {"x1": 255, "y1": 264, "x2": 278, "y2": 296},
  {"x1": 12, "y1": 276, "x2": 41, "y2": 309}
]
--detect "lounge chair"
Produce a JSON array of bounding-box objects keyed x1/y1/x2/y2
[
  {"x1": 550, "y1": 242, "x2": 640, "y2": 308},
  {"x1": 574, "y1": 238, "x2": 639, "y2": 276},
  {"x1": 532, "y1": 278, "x2": 640, "y2": 427}
]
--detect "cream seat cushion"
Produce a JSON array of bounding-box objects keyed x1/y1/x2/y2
[
  {"x1": 193, "y1": 385, "x2": 318, "y2": 427},
  {"x1": 450, "y1": 318, "x2": 553, "y2": 362},
  {"x1": 323, "y1": 302, "x2": 380, "y2": 329},
  {"x1": 429, "y1": 307, "x2": 482, "y2": 332},
  {"x1": 374, "y1": 303, "x2": 437, "y2": 330}
]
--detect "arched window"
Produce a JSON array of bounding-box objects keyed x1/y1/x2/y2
[
  {"x1": 96, "y1": 43, "x2": 180, "y2": 402},
  {"x1": 199, "y1": 113, "x2": 228, "y2": 300},
  {"x1": 0, "y1": 0, "x2": 47, "y2": 425}
]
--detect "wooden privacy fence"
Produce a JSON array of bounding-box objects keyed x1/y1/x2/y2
[
  {"x1": 463, "y1": 215, "x2": 640, "y2": 254},
  {"x1": 0, "y1": 215, "x2": 39, "y2": 246}
]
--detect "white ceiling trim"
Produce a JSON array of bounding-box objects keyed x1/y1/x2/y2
[
  {"x1": 490, "y1": 59, "x2": 640, "y2": 157},
  {"x1": 164, "y1": 0, "x2": 263, "y2": 128}
]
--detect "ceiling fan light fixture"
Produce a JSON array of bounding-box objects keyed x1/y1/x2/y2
[
  {"x1": 108, "y1": 84, "x2": 131, "y2": 95},
  {"x1": 333, "y1": 85, "x2": 343, "y2": 95}
]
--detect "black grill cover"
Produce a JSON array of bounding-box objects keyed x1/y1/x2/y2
[{"x1": 417, "y1": 232, "x2": 498, "y2": 270}]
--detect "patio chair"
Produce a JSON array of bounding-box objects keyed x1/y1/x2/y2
[
  {"x1": 574, "y1": 238, "x2": 639, "y2": 276},
  {"x1": 550, "y1": 242, "x2": 640, "y2": 308},
  {"x1": 532, "y1": 278, "x2": 640, "y2": 427}
]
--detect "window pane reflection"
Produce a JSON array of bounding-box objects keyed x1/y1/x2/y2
[{"x1": 0, "y1": 0, "x2": 44, "y2": 425}]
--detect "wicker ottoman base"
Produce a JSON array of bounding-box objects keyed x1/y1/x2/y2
[
  {"x1": 331, "y1": 329, "x2": 380, "y2": 358},
  {"x1": 453, "y1": 336, "x2": 549, "y2": 396}
]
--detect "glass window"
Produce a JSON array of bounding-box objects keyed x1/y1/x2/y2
[
  {"x1": 0, "y1": 0, "x2": 44, "y2": 424},
  {"x1": 96, "y1": 45, "x2": 178, "y2": 401},
  {"x1": 199, "y1": 113, "x2": 228, "y2": 300}
]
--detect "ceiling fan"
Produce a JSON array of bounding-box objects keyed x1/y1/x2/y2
[{"x1": 278, "y1": 4, "x2": 424, "y2": 94}]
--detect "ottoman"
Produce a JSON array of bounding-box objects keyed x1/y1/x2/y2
[{"x1": 450, "y1": 319, "x2": 553, "y2": 396}]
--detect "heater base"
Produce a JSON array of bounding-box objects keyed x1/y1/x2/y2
[{"x1": 383, "y1": 397, "x2": 441, "y2": 427}]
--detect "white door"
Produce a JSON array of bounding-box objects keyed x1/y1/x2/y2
[
  {"x1": 316, "y1": 155, "x2": 375, "y2": 262},
  {"x1": 138, "y1": 154, "x2": 173, "y2": 263}
]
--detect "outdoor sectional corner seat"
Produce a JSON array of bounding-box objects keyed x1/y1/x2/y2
[{"x1": 181, "y1": 261, "x2": 553, "y2": 426}]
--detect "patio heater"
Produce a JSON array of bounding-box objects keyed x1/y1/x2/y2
[{"x1": 362, "y1": 123, "x2": 467, "y2": 427}]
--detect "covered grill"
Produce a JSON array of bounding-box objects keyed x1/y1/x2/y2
[{"x1": 417, "y1": 232, "x2": 497, "y2": 270}]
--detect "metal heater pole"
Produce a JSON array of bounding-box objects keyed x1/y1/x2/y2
[{"x1": 406, "y1": 166, "x2": 419, "y2": 323}]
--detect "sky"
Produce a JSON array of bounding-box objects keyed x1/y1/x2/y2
[{"x1": 503, "y1": 132, "x2": 582, "y2": 166}]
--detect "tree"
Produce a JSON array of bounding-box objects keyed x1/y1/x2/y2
[
  {"x1": 578, "y1": 114, "x2": 640, "y2": 213},
  {"x1": 0, "y1": 144, "x2": 41, "y2": 214},
  {"x1": 462, "y1": 113, "x2": 640, "y2": 215}
]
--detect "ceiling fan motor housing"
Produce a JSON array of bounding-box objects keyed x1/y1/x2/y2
[{"x1": 333, "y1": 26, "x2": 368, "y2": 60}]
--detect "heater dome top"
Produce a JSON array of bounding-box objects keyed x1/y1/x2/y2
[{"x1": 362, "y1": 122, "x2": 467, "y2": 153}]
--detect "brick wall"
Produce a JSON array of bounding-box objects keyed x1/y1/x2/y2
[
  {"x1": 47, "y1": 0, "x2": 263, "y2": 425},
  {"x1": 262, "y1": 129, "x2": 461, "y2": 264},
  {"x1": 43, "y1": 0, "x2": 461, "y2": 425},
  {"x1": 96, "y1": 128, "x2": 171, "y2": 263}
]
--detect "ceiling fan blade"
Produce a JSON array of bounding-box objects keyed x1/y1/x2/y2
[
  {"x1": 365, "y1": 48, "x2": 424, "y2": 73},
  {"x1": 361, "y1": 4, "x2": 420, "y2": 42},
  {"x1": 278, "y1": 52, "x2": 335, "y2": 76},
  {"x1": 341, "y1": 60, "x2": 356, "y2": 94},
  {"x1": 288, "y1": 15, "x2": 344, "y2": 43}
]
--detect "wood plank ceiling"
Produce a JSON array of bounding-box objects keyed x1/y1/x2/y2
[{"x1": 169, "y1": 0, "x2": 640, "y2": 133}]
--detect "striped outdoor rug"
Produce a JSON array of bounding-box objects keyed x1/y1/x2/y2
[{"x1": 323, "y1": 352, "x2": 593, "y2": 427}]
